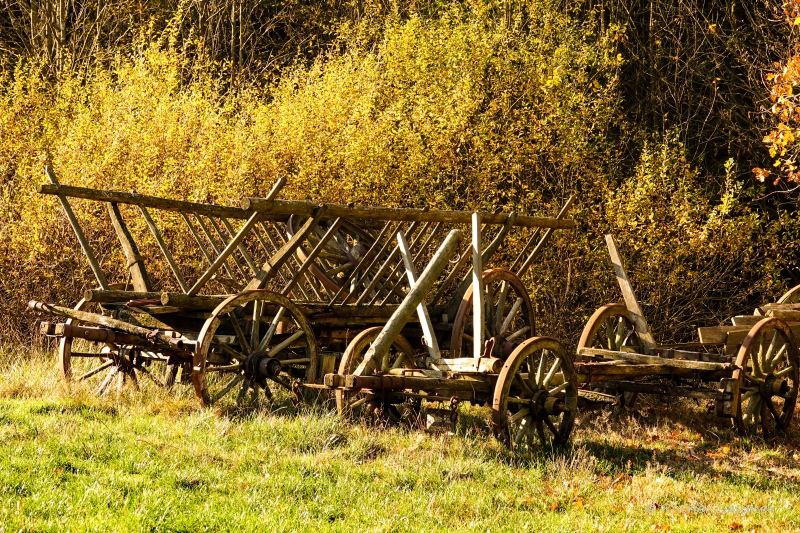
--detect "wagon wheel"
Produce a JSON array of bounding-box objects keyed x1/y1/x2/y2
[
  {"x1": 193, "y1": 290, "x2": 318, "y2": 408},
  {"x1": 450, "y1": 268, "x2": 535, "y2": 358},
  {"x1": 777, "y1": 284, "x2": 800, "y2": 304},
  {"x1": 732, "y1": 317, "x2": 799, "y2": 438},
  {"x1": 577, "y1": 303, "x2": 642, "y2": 408},
  {"x1": 492, "y1": 337, "x2": 578, "y2": 450},
  {"x1": 58, "y1": 299, "x2": 173, "y2": 394},
  {"x1": 288, "y1": 215, "x2": 376, "y2": 296},
  {"x1": 336, "y1": 327, "x2": 417, "y2": 423}
]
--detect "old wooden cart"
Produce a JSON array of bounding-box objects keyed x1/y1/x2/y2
[
  {"x1": 574, "y1": 235, "x2": 799, "y2": 439},
  {"x1": 30, "y1": 167, "x2": 579, "y2": 449}
]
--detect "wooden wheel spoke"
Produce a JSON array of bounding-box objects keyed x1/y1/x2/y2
[
  {"x1": 206, "y1": 363, "x2": 242, "y2": 372},
  {"x1": 499, "y1": 298, "x2": 523, "y2": 337},
  {"x1": 753, "y1": 337, "x2": 765, "y2": 377},
  {"x1": 236, "y1": 379, "x2": 251, "y2": 405},
  {"x1": 266, "y1": 329, "x2": 305, "y2": 358},
  {"x1": 505, "y1": 325, "x2": 530, "y2": 342},
  {"x1": 211, "y1": 374, "x2": 245, "y2": 404},
  {"x1": 764, "y1": 396, "x2": 784, "y2": 429},
  {"x1": 614, "y1": 317, "x2": 626, "y2": 350},
  {"x1": 514, "y1": 416, "x2": 531, "y2": 446},
  {"x1": 250, "y1": 300, "x2": 262, "y2": 348},
  {"x1": 741, "y1": 389, "x2": 757, "y2": 402},
  {"x1": 534, "y1": 353, "x2": 548, "y2": 387},
  {"x1": 511, "y1": 407, "x2": 531, "y2": 422},
  {"x1": 542, "y1": 357, "x2": 562, "y2": 388},
  {"x1": 212, "y1": 339, "x2": 247, "y2": 362},
  {"x1": 549, "y1": 381, "x2": 569, "y2": 396},
  {"x1": 485, "y1": 283, "x2": 495, "y2": 336},
  {"x1": 543, "y1": 416, "x2": 560, "y2": 438},
  {"x1": 258, "y1": 306, "x2": 286, "y2": 351},
  {"x1": 768, "y1": 344, "x2": 788, "y2": 373},
  {"x1": 228, "y1": 312, "x2": 251, "y2": 354},
  {"x1": 776, "y1": 365, "x2": 796, "y2": 377},
  {"x1": 75, "y1": 360, "x2": 114, "y2": 382},
  {"x1": 535, "y1": 420, "x2": 546, "y2": 446},
  {"x1": 96, "y1": 367, "x2": 119, "y2": 396},
  {"x1": 603, "y1": 317, "x2": 615, "y2": 350},
  {"x1": 494, "y1": 282, "x2": 510, "y2": 336},
  {"x1": 763, "y1": 331, "x2": 780, "y2": 371},
  {"x1": 515, "y1": 373, "x2": 533, "y2": 396}
]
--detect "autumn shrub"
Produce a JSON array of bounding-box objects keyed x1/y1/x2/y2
[{"x1": 0, "y1": 0, "x2": 791, "y2": 350}]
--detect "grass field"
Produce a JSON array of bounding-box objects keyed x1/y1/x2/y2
[{"x1": 1, "y1": 349, "x2": 799, "y2": 532}]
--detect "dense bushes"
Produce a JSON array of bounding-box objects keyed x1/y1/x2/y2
[{"x1": 0, "y1": 0, "x2": 795, "y2": 348}]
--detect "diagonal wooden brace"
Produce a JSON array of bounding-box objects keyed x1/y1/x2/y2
[{"x1": 353, "y1": 229, "x2": 462, "y2": 376}]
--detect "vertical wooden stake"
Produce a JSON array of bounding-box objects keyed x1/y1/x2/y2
[
  {"x1": 605, "y1": 234, "x2": 656, "y2": 353},
  {"x1": 397, "y1": 231, "x2": 441, "y2": 360},
  {"x1": 472, "y1": 212, "x2": 484, "y2": 358},
  {"x1": 44, "y1": 166, "x2": 109, "y2": 290}
]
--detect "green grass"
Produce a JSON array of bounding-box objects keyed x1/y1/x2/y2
[{"x1": 1, "y1": 350, "x2": 799, "y2": 532}]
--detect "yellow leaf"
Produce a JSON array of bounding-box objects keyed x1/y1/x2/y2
[{"x1": 709, "y1": 24, "x2": 717, "y2": 33}]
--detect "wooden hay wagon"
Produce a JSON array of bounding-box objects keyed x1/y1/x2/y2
[
  {"x1": 575, "y1": 235, "x2": 799, "y2": 439},
  {"x1": 30, "y1": 167, "x2": 577, "y2": 446}
]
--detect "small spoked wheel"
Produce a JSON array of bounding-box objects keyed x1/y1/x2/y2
[
  {"x1": 450, "y1": 268, "x2": 535, "y2": 358},
  {"x1": 492, "y1": 337, "x2": 578, "y2": 451},
  {"x1": 733, "y1": 318, "x2": 799, "y2": 438},
  {"x1": 58, "y1": 299, "x2": 173, "y2": 394},
  {"x1": 336, "y1": 327, "x2": 417, "y2": 423},
  {"x1": 193, "y1": 290, "x2": 317, "y2": 408},
  {"x1": 577, "y1": 303, "x2": 643, "y2": 408}
]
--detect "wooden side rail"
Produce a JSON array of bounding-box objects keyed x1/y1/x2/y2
[
  {"x1": 243, "y1": 198, "x2": 575, "y2": 229},
  {"x1": 39, "y1": 183, "x2": 262, "y2": 220}
]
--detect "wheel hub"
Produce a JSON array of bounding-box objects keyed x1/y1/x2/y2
[
  {"x1": 244, "y1": 350, "x2": 282, "y2": 380},
  {"x1": 761, "y1": 374, "x2": 790, "y2": 398}
]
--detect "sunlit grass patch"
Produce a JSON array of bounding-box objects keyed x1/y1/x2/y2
[{"x1": 0, "y1": 352, "x2": 799, "y2": 532}]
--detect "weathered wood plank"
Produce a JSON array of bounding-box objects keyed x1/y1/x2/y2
[
  {"x1": 605, "y1": 235, "x2": 656, "y2": 353},
  {"x1": 601, "y1": 380, "x2": 725, "y2": 400},
  {"x1": 107, "y1": 202, "x2": 153, "y2": 292},
  {"x1": 242, "y1": 198, "x2": 575, "y2": 229},
  {"x1": 578, "y1": 347, "x2": 731, "y2": 371}
]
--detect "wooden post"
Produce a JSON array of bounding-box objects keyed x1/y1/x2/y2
[
  {"x1": 354, "y1": 229, "x2": 462, "y2": 375},
  {"x1": 397, "y1": 230, "x2": 441, "y2": 360},
  {"x1": 107, "y1": 202, "x2": 153, "y2": 292},
  {"x1": 44, "y1": 167, "x2": 109, "y2": 290},
  {"x1": 605, "y1": 234, "x2": 656, "y2": 353},
  {"x1": 472, "y1": 213, "x2": 484, "y2": 358}
]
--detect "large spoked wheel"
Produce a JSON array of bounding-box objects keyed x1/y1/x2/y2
[
  {"x1": 450, "y1": 268, "x2": 534, "y2": 358},
  {"x1": 492, "y1": 337, "x2": 578, "y2": 451},
  {"x1": 194, "y1": 290, "x2": 317, "y2": 408},
  {"x1": 733, "y1": 318, "x2": 799, "y2": 438},
  {"x1": 577, "y1": 303, "x2": 643, "y2": 408},
  {"x1": 336, "y1": 327, "x2": 417, "y2": 423},
  {"x1": 58, "y1": 299, "x2": 171, "y2": 394},
  {"x1": 288, "y1": 215, "x2": 375, "y2": 296},
  {"x1": 777, "y1": 284, "x2": 800, "y2": 304}
]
